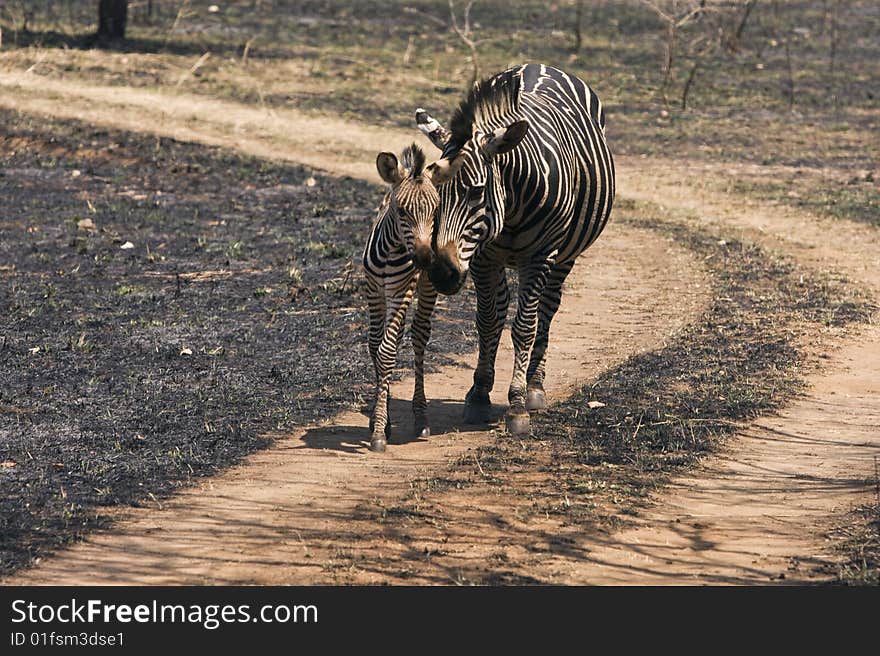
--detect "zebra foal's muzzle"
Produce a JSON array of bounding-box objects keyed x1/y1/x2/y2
[
  {"x1": 428, "y1": 243, "x2": 466, "y2": 295},
  {"x1": 412, "y1": 241, "x2": 435, "y2": 270}
]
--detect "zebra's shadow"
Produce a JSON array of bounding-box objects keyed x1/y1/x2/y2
[{"x1": 297, "y1": 398, "x2": 503, "y2": 454}]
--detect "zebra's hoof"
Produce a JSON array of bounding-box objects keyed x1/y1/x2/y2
[
  {"x1": 526, "y1": 387, "x2": 546, "y2": 411},
  {"x1": 416, "y1": 425, "x2": 431, "y2": 438},
  {"x1": 369, "y1": 438, "x2": 387, "y2": 453},
  {"x1": 505, "y1": 410, "x2": 531, "y2": 436}
]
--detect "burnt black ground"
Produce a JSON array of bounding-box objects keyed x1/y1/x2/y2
[{"x1": 0, "y1": 109, "x2": 476, "y2": 574}]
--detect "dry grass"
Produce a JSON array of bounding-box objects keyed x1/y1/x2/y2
[
  {"x1": 1, "y1": 1, "x2": 877, "y2": 223},
  {"x1": 832, "y1": 458, "x2": 880, "y2": 585}
]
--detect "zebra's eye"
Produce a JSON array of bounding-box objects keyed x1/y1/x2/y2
[
  {"x1": 465, "y1": 186, "x2": 484, "y2": 207},
  {"x1": 465, "y1": 218, "x2": 487, "y2": 239},
  {"x1": 467, "y1": 186, "x2": 484, "y2": 200}
]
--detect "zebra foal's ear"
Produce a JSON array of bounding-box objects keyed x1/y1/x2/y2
[
  {"x1": 479, "y1": 120, "x2": 530, "y2": 157},
  {"x1": 376, "y1": 152, "x2": 404, "y2": 185}
]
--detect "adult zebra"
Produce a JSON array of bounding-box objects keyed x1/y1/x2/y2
[{"x1": 416, "y1": 63, "x2": 615, "y2": 435}]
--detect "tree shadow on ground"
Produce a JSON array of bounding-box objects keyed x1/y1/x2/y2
[{"x1": 3, "y1": 28, "x2": 288, "y2": 58}]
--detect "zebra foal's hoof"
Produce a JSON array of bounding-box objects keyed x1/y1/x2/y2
[
  {"x1": 369, "y1": 438, "x2": 387, "y2": 453},
  {"x1": 415, "y1": 424, "x2": 431, "y2": 438},
  {"x1": 505, "y1": 410, "x2": 531, "y2": 436},
  {"x1": 526, "y1": 387, "x2": 546, "y2": 411}
]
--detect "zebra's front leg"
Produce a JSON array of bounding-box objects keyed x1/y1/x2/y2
[
  {"x1": 525, "y1": 261, "x2": 574, "y2": 411},
  {"x1": 463, "y1": 260, "x2": 509, "y2": 424},
  {"x1": 411, "y1": 275, "x2": 437, "y2": 437},
  {"x1": 370, "y1": 282, "x2": 415, "y2": 452},
  {"x1": 366, "y1": 279, "x2": 385, "y2": 435},
  {"x1": 506, "y1": 259, "x2": 552, "y2": 435}
]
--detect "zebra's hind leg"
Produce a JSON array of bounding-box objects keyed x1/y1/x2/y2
[
  {"x1": 370, "y1": 282, "x2": 415, "y2": 452},
  {"x1": 526, "y1": 261, "x2": 574, "y2": 411},
  {"x1": 506, "y1": 259, "x2": 552, "y2": 435},
  {"x1": 464, "y1": 260, "x2": 509, "y2": 424},
  {"x1": 411, "y1": 275, "x2": 437, "y2": 437}
]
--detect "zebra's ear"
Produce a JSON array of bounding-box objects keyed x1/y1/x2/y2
[
  {"x1": 479, "y1": 120, "x2": 530, "y2": 157},
  {"x1": 416, "y1": 108, "x2": 451, "y2": 151},
  {"x1": 425, "y1": 154, "x2": 465, "y2": 185},
  {"x1": 376, "y1": 152, "x2": 404, "y2": 185}
]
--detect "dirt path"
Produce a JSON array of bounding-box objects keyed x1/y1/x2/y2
[
  {"x1": 567, "y1": 161, "x2": 880, "y2": 584},
  {"x1": 547, "y1": 338, "x2": 879, "y2": 584},
  {"x1": 2, "y1": 74, "x2": 877, "y2": 585},
  {"x1": 0, "y1": 71, "x2": 393, "y2": 182}
]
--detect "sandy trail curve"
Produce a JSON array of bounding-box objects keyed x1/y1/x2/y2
[
  {"x1": 0, "y1": 72, "x2": 393, "y2": 182},
  {"x1": 560, "y1": 164, "x2": 880, "y2": 584},
  {"x1": 1, "y1": 74, "x2": 877, "y2": 585}
]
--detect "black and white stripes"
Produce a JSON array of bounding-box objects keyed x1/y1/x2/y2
[
  {"x1": 419, "y1": 64, "x2": 615, "y2": 435},
  {"x1": 362, "y1": 144, "x2": 439, "y2": 452}
]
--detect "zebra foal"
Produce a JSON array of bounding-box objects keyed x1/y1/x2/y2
[{"x1": 363, "y1": 144, "x2": 439, "y2": 452}]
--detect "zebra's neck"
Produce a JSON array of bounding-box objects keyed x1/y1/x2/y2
[
  {"x1": 485, "y1": 159, "x2": 507, "y2": 241},
  {"x1": 363, "y1": 201, "x2": 409, "y2": 279}
]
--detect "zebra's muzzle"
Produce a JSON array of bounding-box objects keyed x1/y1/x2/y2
[
  {"x1": 428, "y1": 245, "x2": 466, "y2": 295},
  {"x1": 412, "y1": 243, "x2": 435, "y2": 270}
]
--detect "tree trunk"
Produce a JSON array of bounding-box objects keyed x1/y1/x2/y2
[{"x1": 98, "y1": 0, "x2": 128, "y2": 41}]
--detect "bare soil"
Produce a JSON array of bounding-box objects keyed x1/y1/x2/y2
[{"x1": 2, "y1": 76, "x2": 878, "y2": 585}]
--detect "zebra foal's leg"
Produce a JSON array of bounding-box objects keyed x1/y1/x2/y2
[
  {"x1": 464, "y1": 258, "x2": 509, "y2": 423},
  {"x1": 370, "y1": 280, "x2": 415, "y2": 452},
  {"x1": 506, "y1": 258, "x2": 552, "y2": 435},
  {"x1": 525, "y1": 260, "x2": 574, "y2": 410},
  {"x1": 411, "y1": 274, "x2": 437, "y2": 437},
  {"x1": 366, "y1": 280, "x2": 385, "y2": 380},
  {"x1": 366, "y1": 278, "x2": 385, "y2": 434}
]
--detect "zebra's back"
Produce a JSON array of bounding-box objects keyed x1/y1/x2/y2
[{"x1": 490, "y1": 64, "x2": 614, "y2": 266}]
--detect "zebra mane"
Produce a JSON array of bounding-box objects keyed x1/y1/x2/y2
[
  {"x1": 401, "y1": 143, "x2": 426, "y2": 179},
  {"x1": 447, "y1": 68, "x2": 521, "y2": 156}
]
